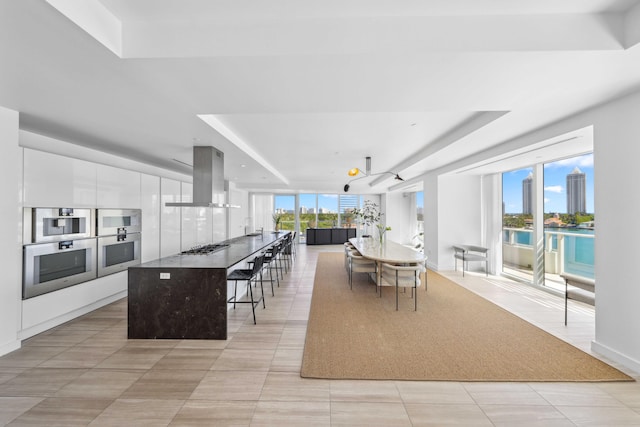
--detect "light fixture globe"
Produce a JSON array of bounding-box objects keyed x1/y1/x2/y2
[{"x1": 348, "y1": 168, "x2": 360, "y2": 177}]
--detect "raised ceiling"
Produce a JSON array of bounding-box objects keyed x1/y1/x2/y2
[{"x1": 2, "y1": 0, "x2": 640, "y2": 193}]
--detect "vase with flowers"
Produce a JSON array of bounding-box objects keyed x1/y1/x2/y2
[
  {"x1": 376, "y1": 223, "x2": 391, "y2": 245},
  {"x1": 352, "y1": 200, "x2": 381, "y2": 238}
]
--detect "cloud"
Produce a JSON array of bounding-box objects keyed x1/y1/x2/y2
[
  {"x1": 544, "y1": 185, "x2": 563, "y2": 193},
  {"x1": 544, "y1": 153, "x2": 593, "y2": 169},
  {"x1": 544, "y1": 198, "x2": 550, "y2": 204}
]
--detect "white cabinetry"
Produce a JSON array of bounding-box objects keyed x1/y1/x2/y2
[
  {"x1": 96, "y1": 164, "x2": 141, "y2": 208},
  {"x1": 160, "y1": 177, "x2": 181, "y2": 257},
  {"x1": 180, "y1": 182, "x2": 197, "y2": 250},
  {"x1": 23, "y1": 149, "x2": 96, "y2": 207},
  {"x1": 141, "y1": 173, "x2": 160, "y2": 263}
]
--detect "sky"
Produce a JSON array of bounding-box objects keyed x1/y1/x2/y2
[{"x1": 502, "y1": 153, "x2": 594, "y2": 214}]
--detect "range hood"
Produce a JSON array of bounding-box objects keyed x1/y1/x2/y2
[{"x1": 166, "y1": 146, "x2": 239, "y2": 208}]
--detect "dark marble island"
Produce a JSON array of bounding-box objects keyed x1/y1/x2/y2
[{"x1": 128, "y1": 231, "x2": 289, "y2": 340}]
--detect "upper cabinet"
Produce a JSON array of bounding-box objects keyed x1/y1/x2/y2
[
  {"x1": 23, "y1": 149, "x2": 96, "y2": 207},
  {"x1": 96, "y1": 164, "x2": 141, "y2": 208}
]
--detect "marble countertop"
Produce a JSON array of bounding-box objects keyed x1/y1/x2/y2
[{"x1": 132, "y1": 231, "x2": 290, "y2": 270}]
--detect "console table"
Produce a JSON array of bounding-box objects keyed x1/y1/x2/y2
[{"x1": 306, "y1": 228, "x2": 356, "y2": 245}]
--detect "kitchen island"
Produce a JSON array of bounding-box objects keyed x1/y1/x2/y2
[{"x1": 127, "y1": 231, "x2": 289, "y2": 340}]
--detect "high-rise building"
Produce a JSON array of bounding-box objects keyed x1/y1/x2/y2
[
  {"x1": 522, "y1": 172, "x2": 533, "y2": 214},
  {"x1": 567, "y1": 167, "x2": 586, "y2": 214}
]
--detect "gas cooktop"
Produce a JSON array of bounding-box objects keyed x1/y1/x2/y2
[{"x1": 181, "y1": 243, "x2": 229, "y2": 255}]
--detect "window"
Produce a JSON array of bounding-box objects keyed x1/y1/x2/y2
[
  {"x1": 317, "y1": 194, "x2": 338, "y2": 228},
  {"x1": 501, "y1": 153, "x2": 594, "y2": 289},
  {"x1": 274, "y1": 195, "x2": 295, "y2": 232}
]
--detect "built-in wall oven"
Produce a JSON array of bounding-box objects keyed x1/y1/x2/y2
[
  {"x1": 23, "y1": 207, "x2": 97, "y2": 299},
  {"x1": 23, "y1": 238, "x2": 97, "y2": 299},
  {"x1": 24, "y1": 207, "x2": 94, "y2": 243},
  {"x1": 96, "y1": 209, "x2": 142, "y2": 277},
  {"x1": 96, "y1": 209, "x2": 141, "y2": 236},
  {"x1": 97, "y1": 232, "x2": 141, "y2": 277}
]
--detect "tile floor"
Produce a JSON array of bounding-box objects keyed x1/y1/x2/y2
[{"x1": 1, "y1": 244, "x2": 639, "y2": 426}]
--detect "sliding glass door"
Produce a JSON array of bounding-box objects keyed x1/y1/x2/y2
[
  {"x1": 501, "y1": 154, "x2": 595, "y2": 290},
  {"x1": 543, "y1": 154, "x2": 595, "y2": 291},
  {"x1": 502, "y1": 167, "x2": 534, "y2": 283}
]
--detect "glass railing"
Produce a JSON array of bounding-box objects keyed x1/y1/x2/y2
[{"x1": 503, "y1": 227, "x2": 595, "y2": 280}]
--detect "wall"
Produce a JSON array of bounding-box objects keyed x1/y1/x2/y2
[
  {"x1": 0, "y1": 106, "x2": 22, "y2": 355},
  {"x1": 384, "y1": 191, "x2": 414, "y2": 244},
  {"x1": 423, "y1": 173, "x2": 438, "y2": 270},
  {"x1": 590, "y1": 92, "x2": 640, "y2": 372},
  {"x1": 435, "y1": 174, "x2": 483, "y2": 271}
]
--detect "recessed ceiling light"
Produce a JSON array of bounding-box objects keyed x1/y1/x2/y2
[{"x1": 240, "y1": 164, "x2": 246, "y2": 168}]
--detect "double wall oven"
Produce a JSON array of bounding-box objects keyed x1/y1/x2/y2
[
  {"x1": 22, "y1": 208, "x2": 142, "y2": 299},
  {"x1": 96, "y1": 209, "x2": 142, "y2": 278},
  {"x1": 23, "y1": 208, "x2": 97, "y2": 299}
]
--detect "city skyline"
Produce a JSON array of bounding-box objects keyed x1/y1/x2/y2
[
  {"x1": 275, "y1": 193, "x2": 425, "y2": 213},
  {"x1": 504, "y1": 153, "x2": 594, "y2": 214}
]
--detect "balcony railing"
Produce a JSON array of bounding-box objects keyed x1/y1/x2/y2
[{"x1": 503, "y1": 228, "x2": 594, "y2": 280}]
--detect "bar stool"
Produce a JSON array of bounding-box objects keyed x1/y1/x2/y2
[{"x1": 227, "y1": 254, "x2": 266, "y2": 324}]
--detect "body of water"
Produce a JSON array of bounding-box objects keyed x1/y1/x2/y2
[{"x1": 504, "y1": 227, "x2": 595, "y2": 279}]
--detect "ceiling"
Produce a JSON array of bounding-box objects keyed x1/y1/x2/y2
[{"x1": 2, "y1": 0, "x2": 640, "y2": 194}]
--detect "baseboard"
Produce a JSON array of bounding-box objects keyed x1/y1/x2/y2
[
  {"x1": 591, "y1": 340, "x2": 640, "y2": 376},
  {"x1": 0, "y1": 339, "x2": 21, "y2": 357},
  {"x1": 19, "y1": 290, "x2": 127, "y2": 340}
]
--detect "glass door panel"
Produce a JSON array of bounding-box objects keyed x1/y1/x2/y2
[
  {"x1": 502, "y1": 168, "x2": 534, "y2": 283},
  {"x1": 543, "y1": 154, "x2": 595, "y2": 291}
]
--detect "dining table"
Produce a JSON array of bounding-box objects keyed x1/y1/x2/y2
[{"x1": 349, "y1": 237, "x2": 427, "y2": 288}]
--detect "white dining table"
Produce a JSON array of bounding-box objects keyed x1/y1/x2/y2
[{"x1": 349, "y1": 237, "x2": 427, "y2": 287}]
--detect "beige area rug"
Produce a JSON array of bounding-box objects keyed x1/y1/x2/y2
[{"x1": 301, "y1": 252, "x2": 633, "y2": 382}]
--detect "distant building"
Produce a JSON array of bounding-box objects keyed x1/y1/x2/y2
[
  {"x1": 522, "y1": 172, "x2": 533, "y2": 214},
  {"x1": 567, "y1": 167, "x2": 586, "y2": 214},
  {"x1": 299, "y1": 206, "x2": 308, "y2": 214}
]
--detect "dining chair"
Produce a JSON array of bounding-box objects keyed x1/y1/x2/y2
[
  {"x1": 381, "y1": 262, "x2": 425, "y2": 311},
  {"x1": 347, "y1": 249, "x2": 377, "y2": 290}
]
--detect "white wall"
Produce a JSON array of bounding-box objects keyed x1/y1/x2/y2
[
  {"x1": 590, "y1": 92, "x2": 640, "y2": 372},
  {"x1": 0, "y1": 106, "x2": 22, "y2": 355},
  {"x1": 384, "y1": 191, "x2": 414, "y2": 244},
  {"x1": 423, "y1": 173, "x2": 439, "y2": 270},
  {"x1": 436, "y1": 174, "x2": 483, "y2": 271}
]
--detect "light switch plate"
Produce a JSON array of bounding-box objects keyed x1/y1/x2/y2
[{"x1": 160, "y1": 272, "x2": 170, "y2": 279}]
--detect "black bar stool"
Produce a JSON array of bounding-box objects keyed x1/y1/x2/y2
[{"x1": 227, "y1": 254, "x2": 266, "y2": 324}]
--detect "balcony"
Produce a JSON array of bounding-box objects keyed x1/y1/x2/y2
[{"x1": 502, "y1": 227, "x2": 594, "y2": 291}]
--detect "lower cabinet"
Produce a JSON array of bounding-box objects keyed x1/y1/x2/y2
[{"x1": 306, "y1": 228, "x2": 356, "y2": 245}]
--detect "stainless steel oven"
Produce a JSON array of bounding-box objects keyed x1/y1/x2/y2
[
  {"x1": 23, "y1": 238, "x2": 97, "y2": 299},
  {"x1": 25, "y1": 207, "x2": 94, "y2": 243},
  {"x1": 97, "y1": 232, "x2": 141, "y2": 277},
  {"x1": 96, "y1": 209, "x2": 141, "y2": 236}
]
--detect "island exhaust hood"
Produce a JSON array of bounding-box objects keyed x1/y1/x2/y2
[{"x1": 166, "y1": 146, "x2": 239, "y2": 208}]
